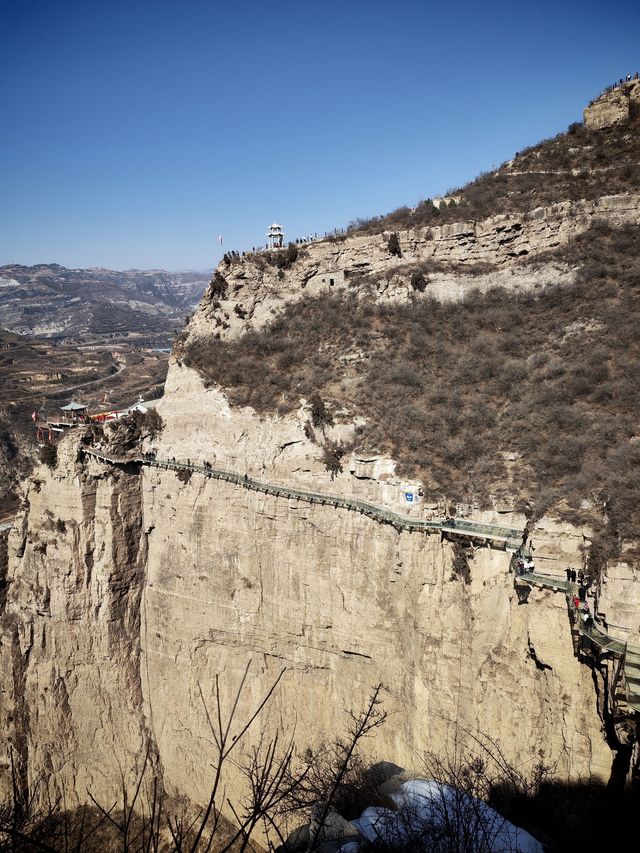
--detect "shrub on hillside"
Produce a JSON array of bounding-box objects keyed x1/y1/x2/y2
[
  {"x1": 450, "y1": 543, "x2": 472, "y2": 584},
  {"x1": 321, "y1": 440, "x2": 346, "y2": 479},
  {"x1": 411, "y1": 270, "x2": 428, "y2": 292},
  {"x1": 210, "y1": 271, "x2": 228, "y2": 299},
  {"x1": 309, "y1": 393, "x2": 333, "y2": 428},
  {"x1": 176, "y1": 467, "x2": 192, "y2": 484},
  {"x1": 344, "y1": 121, "x2": 640, "y2": 235},
  {"x1": 39, "y1": 444, "x2": 57, "y2": 468},
  {"x1": 387, "y1": 232, "x2": 402, "y2": 257}
]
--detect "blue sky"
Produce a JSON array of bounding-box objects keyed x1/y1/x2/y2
[{"x1": 1, "y1": 0, "x2": 638, "y2": 270}]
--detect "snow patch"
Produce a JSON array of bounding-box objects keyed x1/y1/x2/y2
[{"x1": 339, "y1": 778, "x2": 543, "y2": 852}]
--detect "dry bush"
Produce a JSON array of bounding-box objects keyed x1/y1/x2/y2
[
  {"x1": 321, "y1": 441, "x2": 346, "y2": 479},
  {"x1": 38, "y1": 444, "x2": 57, "y2": 468},
  {"x1": 176, "y1": 467, "x2": 192, "y2": 484}
]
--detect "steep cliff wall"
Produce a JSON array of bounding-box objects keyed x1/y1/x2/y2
[
  {"x1": 141, "y1": 365, "x2": 613, "y2": 806},
  {"x1": 0, "y1": 392, "x2": 613, "y2": 816},
  {"x1": 0, "y1": 440, "x2": 150, "y2": 806},
  {"x1": 3, "y1": 188, "x2": 640, "y2": 815}
]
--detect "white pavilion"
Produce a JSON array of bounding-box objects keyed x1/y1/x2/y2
[{"x1": 266, "y1": 222, "x2": 285, "y2": 249}]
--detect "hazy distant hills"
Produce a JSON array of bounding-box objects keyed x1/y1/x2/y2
[{"x1": 0, "y1": 263, "x2": 211, "y2": 341}]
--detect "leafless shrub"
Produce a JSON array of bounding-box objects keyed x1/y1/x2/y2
[
  {"x1": 38, "y1": 444, "x2": 57, "y2": 468},
  {"x1": 176, "y1": 467, "x2": 192, "y2": 484},
  {"x1": 210, "y1": 272, "x2": 228, "y2": 300},
  {"x1": 342, "y1": 120, "x2": 640, "y2": 235},
  {"x1": 387, "y1": 233, "x2": 402, "y2": 258},
  {"x1": 450, "y1": 543, "x2": 472, "y2": 585},
  {"x1": 309, "y1": 393, "x2": 333, "y2": 428},
  {"x1": 321, "y1": 441, "x2": 346, "y2": 479}
]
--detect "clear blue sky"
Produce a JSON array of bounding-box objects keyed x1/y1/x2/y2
[{"x1": 1, "y1": 0, "x2": 638, "y2": 271}]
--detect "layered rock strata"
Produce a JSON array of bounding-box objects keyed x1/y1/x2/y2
[
  {"x1": 0, "y1": 368, "x2": 615, "y2": 816},
  {"x1": 186, "y1": 193, "x2": 640, "y2": 346},
  {"x1": 584, "y1": 80, "x2": 640, "y2": 130},
  {"x1": 3, "y1": 188, "x2": 640, "y2": 814}
]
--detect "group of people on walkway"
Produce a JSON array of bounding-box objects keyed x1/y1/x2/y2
[
  {"x1": 606, "y1": 73, "x2": 639, "y2": 92},
  {"x1": 564, "y1": 568, "x2": 596, "y2": 629},
  {"x1": 572, "y1": 594, "x2": 594, "y2": 629},
  {"x1": 565, "y1": 568, "x2": 593, "y2": 597}
]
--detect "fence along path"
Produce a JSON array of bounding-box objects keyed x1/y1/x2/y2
[
  {"x1": 517, "y1": 569, "x2": 640, "y2": 714},
  {"x1": 85, "y1": 447, "x2": 640, "y2": 716},
  {"x1": 82, "y1": 448, "x2": 523, "y2": 550}
]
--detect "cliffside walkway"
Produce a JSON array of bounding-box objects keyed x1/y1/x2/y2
[
  {"x1": 83, "y1": 448, "x2": 523, "y2": 550},
  {"x1": 518, "y1": 569, "x2": 640, "y2": 714}
]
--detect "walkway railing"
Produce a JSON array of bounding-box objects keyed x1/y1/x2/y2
[
  {"x1": 83, "y1": 448, "x2": 523, "y2": 549},
  {"x1": 84, "y1": 446, "x2": 640, "y2": 717},
  {"x1": 517, "y1": 569, "x2": 640, "y2": 713}
]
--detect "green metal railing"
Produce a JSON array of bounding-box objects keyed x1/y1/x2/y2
[
  {"x1": 83, "y1": 448, "x2": 523, "y2": 549},
  {"x1": 516, "y1": 567, "x2": 640, "y2": 713}
]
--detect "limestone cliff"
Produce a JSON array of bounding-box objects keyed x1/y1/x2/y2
[
  {"x1": 584, "y1": 80, "x2": 640, "y2": 130},
  {"x1": 2, "y1": 158, "x2": 640, "y2": 821},
  {"x1": 184, "y1": 193, "x2": 640, "y2": 348}
]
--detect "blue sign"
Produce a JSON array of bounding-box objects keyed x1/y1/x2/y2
[{"x1": 405, "y1": 492, "x2": 414, "y2": 503}]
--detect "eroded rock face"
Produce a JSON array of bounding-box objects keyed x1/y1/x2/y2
[
  {"x1": 3, "y1": 189, "x2": 640, "y2": 814},
  {"x1": 0, "y1": 440, "x2": 150, "y2": 806},
  {"x1": 185, "y1": 193, "x2": 640, "y2": 348},
  {"x1": 0, "y1": 365, "x2": 615, "y2": 816},
  {"x1": 584, "y1": 80, "x2": 640, "y2": 130}
]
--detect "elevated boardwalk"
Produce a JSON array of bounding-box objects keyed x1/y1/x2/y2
[
  {"x1": 65, "y1": 448, "x2": 640, "y2": 723},
  {"x1": 83, "y1": 448, "x2": 523, "y2": 550},
  {"x1": 518, "y1": 570, "x2": 640, "y2": 715}
]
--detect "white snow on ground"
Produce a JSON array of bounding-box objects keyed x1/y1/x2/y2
[{"x1": 338, "y1": 779, "x2": 543, "y2": 852}]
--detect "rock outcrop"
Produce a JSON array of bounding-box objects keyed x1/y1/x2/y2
[
  {"x1": 584, "y1": 80, "x2": 640, "y2": 130},
  {"x1": 185, "y1": 193, "x2": 640, "y2": 347},
  {"x1": 0, "y1": 439, "x2": 150, "y2": 807}
]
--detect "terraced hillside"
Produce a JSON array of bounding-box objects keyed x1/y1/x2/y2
[
  {"x1": 0, "y1": 328, "x2": 169, "y2": 514},
  {"x1": 0, "y1": 263, "x2": 209, "y2": 344}
]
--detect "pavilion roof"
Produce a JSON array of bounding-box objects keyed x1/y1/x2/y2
[{"x1": 60, "y1": 401, "x2": 87, "y2": 411}]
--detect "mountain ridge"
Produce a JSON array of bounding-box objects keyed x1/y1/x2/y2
[{"x1": 0, "y1": 263, "x2": 210, "y2": 342}]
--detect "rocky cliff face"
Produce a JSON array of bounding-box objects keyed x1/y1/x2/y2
[
  {"x1": 0, "y1": 440, "x2": 149, "y2": 806},
  {"x1": 0, "y1": 366, "x2": 617, "y2": 815},
  {"x1": 2, "y1": 188, "x2": 640, "y2": 816},
  {"x1": 584, "y1": 80, "x2": 640, "y2": 130},
  {"x1": 185, "y1": 193, "x2": 640, "y2": 347}
]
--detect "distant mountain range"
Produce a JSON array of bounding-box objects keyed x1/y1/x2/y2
[{"x1": 0, "y1": 263, "x2": 211, "y2": 341}]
